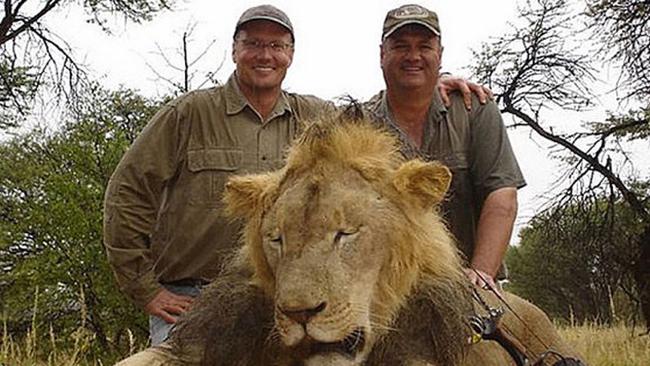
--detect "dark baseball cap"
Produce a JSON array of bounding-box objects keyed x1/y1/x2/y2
[
  {"x1": 382, "y1": 4, "x2": 441, "y2": 41},
  {"x1": 234, "y1": 5, "x2": 294, "y2": 41}
]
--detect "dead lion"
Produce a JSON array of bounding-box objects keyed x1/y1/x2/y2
[{"x1": 116, "y1": 117, "x2": 585, "y2": 366}]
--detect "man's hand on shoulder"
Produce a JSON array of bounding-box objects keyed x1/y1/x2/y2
[
  {"x1": 145, "y1": 288, "x2": 195, "y2": 324},
  {"x1": 438, "y1": 74, "x2": 493, "y2": 110}
]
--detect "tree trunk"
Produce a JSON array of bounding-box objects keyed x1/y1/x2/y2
[{"x1": 634, "y1": 225, "x2": 650, "y2": 333}]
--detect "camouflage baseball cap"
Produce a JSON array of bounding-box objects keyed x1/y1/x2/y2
[
  {"x1": 234, "y1": 5, "x2": 294, "y2": 40},
  {"x1": 382, "y1": 4, "x2": 441, "y2": 41}
]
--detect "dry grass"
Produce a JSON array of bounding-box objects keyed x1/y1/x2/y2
[
  {"x1": 558, "y1": 323, "x2": 650, "y2": 366},
  {"x1": 1, "y1": 326, "x2": 97, "y2": 366},
  {"x1": 1, "y1": 287, "x2": 99, "y2": 366},
  {"x1": 2, "y1": 312, "x2": 649, "y2": 365}
]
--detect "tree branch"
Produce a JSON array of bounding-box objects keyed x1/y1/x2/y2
[
  {"x1": 502, "y1": 95, "x2": 650, "y2": 223},
  {"x1": 0, "y1": 0, "x2": 62, "y2": 46},
  {"x1": 0, "y1": 0, "x2": 15, "y2": 41}
]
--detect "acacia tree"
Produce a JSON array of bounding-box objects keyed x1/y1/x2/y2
[
  {"x1": 0, "y1": 84, "x2": 161, "y2": 360},
  {"x1": 471, "y1": 0, "x2": 650, "y2": 330},
  {"x1": 0, "y1": 0, "x2": 172, "y2": 129}
]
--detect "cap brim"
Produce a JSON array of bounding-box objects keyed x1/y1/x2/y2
[
  {"x1": 383, "y1": 20, "x2": 440, "y2": 40},
  {"x1": 237, "y1": 16, "x2": 293, "y2": 35}
]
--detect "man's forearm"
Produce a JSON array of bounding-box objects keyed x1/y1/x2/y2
[{"x1": 471, "y1": 187, "x2": 518, "y2": 278}]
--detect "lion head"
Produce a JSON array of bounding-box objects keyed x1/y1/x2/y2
[{"x1": 171, "y1": 116, "x2": 473, "y2": 366}]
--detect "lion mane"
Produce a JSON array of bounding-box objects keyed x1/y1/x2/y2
[{"x1": 161, "y1": 115, "x2": 580, "y2": 366}]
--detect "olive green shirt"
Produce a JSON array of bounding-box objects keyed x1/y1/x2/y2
[
  {"x1": 366, "y1": 90, "x2": 526, "y2": 264},
  {"x1": 103, "y1": 73, "x2": 330, "y2": 308}
]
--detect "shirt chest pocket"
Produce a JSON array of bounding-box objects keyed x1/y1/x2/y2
[
  {"x1": 185, "y1": 148, "x2": 242, "y2": 208},
  {"x1": 441, "y1": 151, "x2": 471, "y2": 199}
]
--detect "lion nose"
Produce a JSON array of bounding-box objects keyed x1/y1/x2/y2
[{"x1": 279, "y1": 302, "x2": 327, "y2": 324}]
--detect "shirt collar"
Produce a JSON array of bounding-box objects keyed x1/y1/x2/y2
[
  {"x1": 429, "y1": 89, "x2": 448, "y2": 121},
  {"x1": 371, "y1": 89, "x2": 448, "y2": 159},
  {"x1": 375, "y1": 89, "x2": 448, "y2": 125},
  {"x1": 225, "y1": 72, "x2": 293, "y2": 120}
]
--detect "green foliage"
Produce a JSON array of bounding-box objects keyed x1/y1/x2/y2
[
  {"x1": 589, "y1": 105, "x2": 650, "y2": 141},
  {"x1": 81, "y1": 0, "x2": 173, "y2": 32},
  {"x1": 0, "y1": 84, "x2": 162, "y2": 360},
  {"x1": 0, "y1": 56, "x2": 38, "y2": 129},
  {"x1": 507, "y1": 193, "x2": 647, "y2": 323},
  {"x1": 0, "y1": 0, "x2": 173, "y2": 130}
]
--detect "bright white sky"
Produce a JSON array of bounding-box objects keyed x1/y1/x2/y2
[
  {"x1": 45, "y1": 0, "x2": 570, "y2": 240},
  {"x1": 49, "y1": 0, "x2": 522, "y2": 98}
]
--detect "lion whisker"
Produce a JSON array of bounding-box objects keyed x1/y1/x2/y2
[{"x1": 369, "y1": 321, "x2": 397, "y2": 333}]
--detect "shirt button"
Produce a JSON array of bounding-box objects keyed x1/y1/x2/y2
[{"x1": 261, "y1": 156, "x2": 267, "y2": 161}]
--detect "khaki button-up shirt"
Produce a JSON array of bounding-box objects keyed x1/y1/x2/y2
[
  {"x1": 103, "y1": 73, "x2": 330, "y2": 308},
  {"x1": 366, "y1": 90, "x2": 526, "y2": 268}
]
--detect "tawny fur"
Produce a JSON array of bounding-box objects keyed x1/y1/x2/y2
[{"x1": 118, "y1": 116, "x2": 582, "y2": 366}]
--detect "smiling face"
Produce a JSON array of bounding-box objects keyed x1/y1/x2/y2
[
  {"x1": 380, "y1": 24, "x2": 442, "y2": 93},
  {"x1": 232, "y1": 20, "x2": 294, "y2": 96},
  {"x1": 261, "y1": 167, "x2": 393, "y2": 365}
]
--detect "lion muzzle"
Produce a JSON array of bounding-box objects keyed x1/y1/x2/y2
[
  {"x1": 276, "y1": 301, "x2": 368, "y2": 359},
  {"x1": 278, "y1": 301, "x2": 327, "y2": 324}
]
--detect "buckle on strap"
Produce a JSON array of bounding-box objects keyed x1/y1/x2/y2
[{"x1": 469, "y1": 288, "x2": 529, "y2": 366}]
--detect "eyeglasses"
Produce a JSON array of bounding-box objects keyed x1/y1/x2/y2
[
  {"x1": 387, "y1": 43, "x2": 437, "y2": 55},
  {"x1": 237, "y1": 39, "x2": 294, "y2": 53}
]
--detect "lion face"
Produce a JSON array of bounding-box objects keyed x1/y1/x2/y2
[
  {"x1": 262, "y1": 168, "x2": 394, "y2": 364},
  {"x1": 223, "y1": 120, "x2": 454, "y2": 366}
]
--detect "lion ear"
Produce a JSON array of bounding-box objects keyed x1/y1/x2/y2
[
  {"x1": 223, "y1": 173, "x2": 279, "y2": 219},
  {"x1": 392, "y1": 160, "x2": 451, "y2": 209}
]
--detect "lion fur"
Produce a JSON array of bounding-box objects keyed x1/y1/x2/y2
[{"x1": 119, "y1": 115, "x2": 583, "y2": 366}]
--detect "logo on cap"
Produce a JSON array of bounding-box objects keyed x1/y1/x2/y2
[
  {"x1": 390, "y1": 5, "x2": 430, "y2": 19},
  {"x1": 382, "y1": 4, "x2": 441, "y2": 40}
]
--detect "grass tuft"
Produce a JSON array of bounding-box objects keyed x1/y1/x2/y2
[{"x1": 559, "y1": 323, "x2": 650, "y2": 366}]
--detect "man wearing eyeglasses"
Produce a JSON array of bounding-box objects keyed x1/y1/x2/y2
[
  {"x1": 104, "y1": 4, "x2": 490, "y2": 347},
  {"x1": 366, "y1": 4, "x2": 526, "y2": 292},
  {"x1": 103, "y1": 5, "x2": 329, "y2": 346}
]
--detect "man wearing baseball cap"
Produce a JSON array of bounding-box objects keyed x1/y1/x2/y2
[
  {"x1": 107, "y1": 4, "x2": 492, "y2": 357},
  {"x1": 104, "y1": 4, "x2": 331, "y2": 347},
  {"x1": 366, "y1": 4, "x2": 526, "y2": 291}
]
